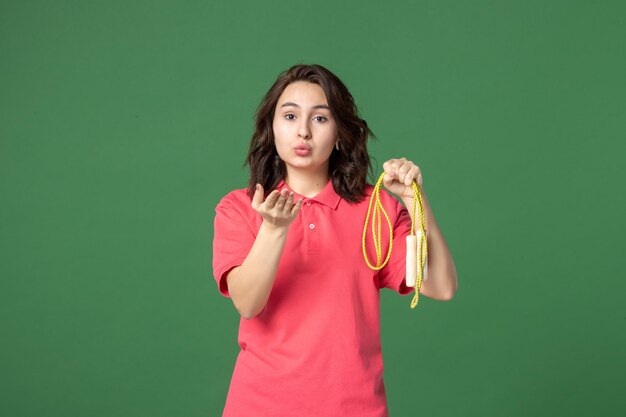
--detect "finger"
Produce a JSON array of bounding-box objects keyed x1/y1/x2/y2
[
  {"x1": 382, "y1": 173, "x2": 396, "y2": 191},
  {"x1": 274, "y1": 189, "x2": 288, "y2": 210},
  {"x1": 291, "y1": 198, "x2": 304, "y2": 215},
  {"x1": 283, "y1": 191, "x2": 295, "y2": 213},
  {"x1": 397, "y1": 164, "x2": 407, "y2": 183},
  {"x1": 264, "y1": 189, "x2": 280, "y2": 208},
  {"x1": 404, "y1": 166, "x2": 420, "y2": 186},
  {"x1": 252, "y1": 184, "x2": 264, "y2": 208},
  {"x1": 387, "y1": 159, "x2": 403, "y2": 175},
  {"x1": 385, "y1": 168, "x2": 396, "y2": 181},
  {"x1": 383, "y1": 159, "x2": 398, "y2": 173},
  {"x1": 398, "y1": 160, "x2": 413, "y2": 177}
]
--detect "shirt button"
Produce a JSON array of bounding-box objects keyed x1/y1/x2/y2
[
  {"x1": 305, "y1": 201, "x2": 311, "y2": 206},
  {"x1": 309, "y1": 223, "x2": 315, "y2": 229}
]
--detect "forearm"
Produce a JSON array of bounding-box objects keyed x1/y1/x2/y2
[
  {"x1": 401, "y1": 191, "x2": 458, "y2": 300},
  {"x1": 227, "y1": 221, "x2": 289, "y2": 318}
]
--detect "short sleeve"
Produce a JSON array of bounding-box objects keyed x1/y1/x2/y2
[
  {"x1": 377, "y1": 197, "x2": 416, "y2": 295},
  {"x1": 212, "y1": 193, "x2": 256, "y2": 298}
]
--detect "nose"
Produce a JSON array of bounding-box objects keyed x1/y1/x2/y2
[{"x1": 298, "y1": 120, "x2": 311, "y2": 140}]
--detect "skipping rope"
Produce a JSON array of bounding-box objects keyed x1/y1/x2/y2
[{"x1": 362, "y1": 172, "x2": 429, "y2": 309}]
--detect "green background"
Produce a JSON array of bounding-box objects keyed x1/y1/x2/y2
[{"x1": 1, "y1": 0, "x2": 624, "y2": 416}]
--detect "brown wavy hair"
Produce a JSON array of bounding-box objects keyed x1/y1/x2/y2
[{"x1": 243, "y1": 63, "x2": 377, "y2": 204}]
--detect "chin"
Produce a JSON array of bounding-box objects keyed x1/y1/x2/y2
[{"x1": 286, "y1": 160, "x2": 319, "y2": 170}]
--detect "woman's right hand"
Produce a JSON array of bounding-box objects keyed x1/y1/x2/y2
[{"x1": 251, "y1": 184, "x2": 303, "y2": 230}]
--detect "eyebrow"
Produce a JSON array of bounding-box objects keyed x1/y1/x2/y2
[{"x1": 279, "y1": 102, "x2": 330, "y2": 110}]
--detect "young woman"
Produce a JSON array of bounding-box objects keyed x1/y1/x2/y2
[{"x1": 212, "y1": 64, "x2": 457, "y2": 417}]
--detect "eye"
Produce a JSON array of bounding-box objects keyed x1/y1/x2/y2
[
  {"x1": 314, "y1": 116, "x2": 328, "y2": 122},
  {"x1": 284, "y1": 113, "x2": 295, "y2": 120}
]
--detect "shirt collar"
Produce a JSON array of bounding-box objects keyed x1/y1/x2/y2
[{"x1": 276, "y1": 178, "x2": 341, "y2": 210}]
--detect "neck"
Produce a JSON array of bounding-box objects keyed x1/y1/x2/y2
[{"x1": 284, "y1": 167, "x2": 329, "y2": 198}]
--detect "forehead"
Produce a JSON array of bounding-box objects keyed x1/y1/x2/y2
[{"x1": 277, "y1": 81, "x2": 328, "y2": 106}]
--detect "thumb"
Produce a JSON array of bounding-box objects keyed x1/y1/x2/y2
[
  {"x1": 251, "y1": 183, "x2": 264, "y2": 208},
  {"x1": 382, "y1": 170, "x2": 396, "y2": 189}
]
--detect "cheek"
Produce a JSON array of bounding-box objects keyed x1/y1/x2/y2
[
  {"x1": 272, "y1": 125, "x2": 290, "y2": 155},
  {"x1": 272, "y1": 120, "x2": 290, "y2": 140}
]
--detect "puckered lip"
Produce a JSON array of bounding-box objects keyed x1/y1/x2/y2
[{"x1": 294, "y1": 144, "x2": 311, "y2": 150}]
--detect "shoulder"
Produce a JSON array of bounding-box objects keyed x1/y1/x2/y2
[
  {"x1": 218, "y1": 187, "x2": 251, "y2": 204},
  {"x1": 339, "y1": 183, "x2": 403, "y2": 218},
  {"x1": 358, "y1": 183, "x2": 405, "y2": 220},
  {"x1": 215, "y1": 188, "x2": 253, "y2": 214},
  {"x1": 361, "y1": 183, "x2": 401, "y2": 206}
]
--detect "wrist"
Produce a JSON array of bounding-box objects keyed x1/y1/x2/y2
[{"x1": 260, "y1": 220, "x2": 289, "y2": 236}]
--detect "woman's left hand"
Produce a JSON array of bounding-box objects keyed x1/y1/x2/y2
[{"x1": 382, "y1": 157, "x2": 423, "y2": 199}]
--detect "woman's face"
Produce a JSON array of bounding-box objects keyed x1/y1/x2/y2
[{"x1": 272, "y1": 81, "x2": 339, "y2": 177}]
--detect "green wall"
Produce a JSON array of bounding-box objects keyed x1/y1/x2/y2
[{"x1": 1, "y1": 1, "x2": 624, "y2": 416}]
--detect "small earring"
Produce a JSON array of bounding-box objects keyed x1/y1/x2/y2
[{"x1": 335, "y1": 141, "x2": 340, "y2": 151}]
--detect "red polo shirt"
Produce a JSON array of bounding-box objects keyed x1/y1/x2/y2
[{"x1": 212, "y1": 178, "x2": 414, "y2": 417}]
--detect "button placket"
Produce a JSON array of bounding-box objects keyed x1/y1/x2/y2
[{"x1": 306, "y1": 203, "x2": 321, "y2": 252}]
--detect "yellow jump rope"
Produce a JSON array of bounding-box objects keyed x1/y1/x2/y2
[{"x1": 362, "y1": 172, "x2": 428, "y2": 309}]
